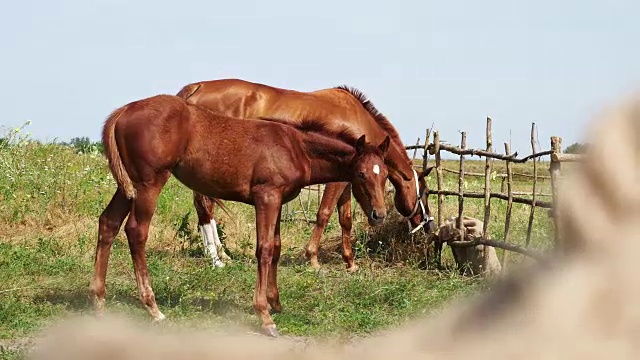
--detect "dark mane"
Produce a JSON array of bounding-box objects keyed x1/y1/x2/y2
[
  {"x1": 257, "y1": 116, "x2": 357, "y2": 146},
  {"x1": 333, "y1": 85, "x2": 409, "y2": 162},
  {"x1": 256, "y1": 116, "x2": 368, "y2": 162}
]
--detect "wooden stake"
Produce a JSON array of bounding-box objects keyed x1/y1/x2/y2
[
  {"x1": 423, "y1": 128, "x2": 433, "y2": 267},
  {"x1": 298, "y1": 191, "x2": 311, "y2": 223},
  {"x1": 550, "y1": 136, "x2": 563, "y2": 245},
  {"x1": 306, "y1": 186, "x2": 312, "y2": 215},
  {"x1": 525, "y1": 123, "x2": 538, "y2": 247},
  {"x1": 482, "y1": 117, "x2": 493, "y2": 270},
  {"x1": 422, "y1": 129, "x2": 431, "y2": 173},
  {"x1": 457, "y1": 132, "x2": 467, "y2": 241},
  {"x1": 411, "y1": 137, "x2": 420, "y2": 163},
  {"x1": 434, "y1": 131, "x2": 443, "y2": 227},
  {"x1": 501, "y1": 143, "x2": 514, "y2": 269}
]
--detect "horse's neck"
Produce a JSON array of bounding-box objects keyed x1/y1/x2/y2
[
  {"x1": 386, "y1": 141, "x2": 415, "y2": 185},
  {"x1": 301, "y1": 132, "x2": 354, "y2": 184}
]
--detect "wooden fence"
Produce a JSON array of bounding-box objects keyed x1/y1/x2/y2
[
  {"x1": 405, "y1": 118, "x2": 582, "y2": 266},
  {"x1": 282, "y1": 117, "x2": 581, "y2": 266}
]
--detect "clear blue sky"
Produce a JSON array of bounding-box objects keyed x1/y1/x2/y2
[{"x1": 2, "y1": 0, "x2": 638, "y2": 155}]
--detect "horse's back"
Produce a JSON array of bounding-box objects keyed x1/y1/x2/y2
[
  {"x1": 175, "y1": 111, "x2": 308, "y2": 202},
  {"x1": 178, "y1": 79, "x2": 276, "y2": 119},
  {"x1": 177, "y1": 79, "x2": 386, "y2": 143}
]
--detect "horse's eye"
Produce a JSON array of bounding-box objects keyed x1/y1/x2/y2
[{"x1": 358, "y1": 171, "x2": 365, "y2": 179}]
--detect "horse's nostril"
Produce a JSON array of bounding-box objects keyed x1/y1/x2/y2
[
  {"x1": 427, "y1": 220, "x2": 437, "y2": 233},
  {"x1": 370, "y1": 209, "x2": 386, "y2": 221}
]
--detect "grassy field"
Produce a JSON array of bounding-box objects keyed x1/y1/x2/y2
[{"x1": 0, "y1": 125, "x2": 556, "y2": 357}]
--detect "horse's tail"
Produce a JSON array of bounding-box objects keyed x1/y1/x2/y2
[
  {"x1": 102, "y1": 105, "x2": 136, "y2": 199},
  {"x1": 176, "y1": 83, "x2": 201, "y2": 102},
  {"x1": 213, "y1": 198, "x2": 231, "y2": 217}
]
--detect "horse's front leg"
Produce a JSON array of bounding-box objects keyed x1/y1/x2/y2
[
  {"x1": 336, "y1": 183, "x2": 357, "y2": 272},
  {"x1": 252, "y1": 190, "x2": 282, "y2": 337}
]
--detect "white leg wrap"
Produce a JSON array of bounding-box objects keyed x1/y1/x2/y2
[
  {"x1": 211, "y1": 219, "x2": 231, "y2": 261},
  {"x1": 198, "y1": 225, "x2": 209, "y2": 253},
  {"x1": 201, "y1": 223, "x2": 224, "y2": 268}
]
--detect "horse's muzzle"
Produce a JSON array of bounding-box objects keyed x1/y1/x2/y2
[
  {"x1": 426, "y1": 219, "x2": 437, "y2": 234},
  {"x1": 369, "y1": 209, "x2": 387, "y2": 226}
]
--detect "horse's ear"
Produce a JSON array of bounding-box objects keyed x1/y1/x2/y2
[
  {"x1": 419, "y1": 166, "x2": 434, "y2": 179},
  {"x1": 378, "y1": 136, "x2": 391, "y2": 156},
  {"x1": 356, "y1": 134, "x2": 366, "y2": 154}
]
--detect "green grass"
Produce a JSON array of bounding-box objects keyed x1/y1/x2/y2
[
  {"x1": 0, "y1": 239, "x2": 483, "y2": 340},
  {"x1": 0, "y1": 124, "x2": 553, "y2": 346}
]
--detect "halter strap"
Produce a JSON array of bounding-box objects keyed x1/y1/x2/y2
[{"x1": 405, "y1": 169, "x2": 434, "y2": 234}]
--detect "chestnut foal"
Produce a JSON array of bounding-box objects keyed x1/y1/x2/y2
[{"x1": 91, "y1": 94, "x2": 390, "y2": 337}]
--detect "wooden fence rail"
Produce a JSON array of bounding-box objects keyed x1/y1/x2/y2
[{"x1": 440, "y1": 168, "x2": 551, "y2": 180}]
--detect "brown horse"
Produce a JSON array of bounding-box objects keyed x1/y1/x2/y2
[
  {"x1": 176, "y1": 79, "x2": 436, "y2": 271},
  {"x1": 91, "y1": 94, "x2": 391, "y2": 337}
]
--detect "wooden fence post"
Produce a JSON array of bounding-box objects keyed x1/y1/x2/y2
[
  {"x1": 525, "y1": 123, "x2": 538, "y2": 247},
  {"x1": 411, "y1": 137, "x2": 420, "y2": 162},
  {"x1": 457, "y1": 132, "x2": 467, "y2": 240},
  {"x1": 422, "y1": 129, "x2": 431, "y2": 173},
  {"x1": 501, "y1": 143, "x2": 514, "y2": 270},
  {"x1": 482, "y1": 117, "x2": 493, "y2": 269},
  {"x1": 431, "y1": 131, "x2": 444, "y2": 227},
  {"x1": 550, "y1": 136, "x2": 562, "y2": 245},
  {"x1": 422, "y1": 128, "x2": 436, "y2": 267}
]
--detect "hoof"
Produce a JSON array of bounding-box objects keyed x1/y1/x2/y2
[
  {"x1": 152, "y1": 312, "x2": 166, "y2": 323},
  {"x1": 219, "y1": 251, "x2": 232, "y2": 261},
  {"x1": 261, "y1": 324, "x2": 279, "y2": 338},
  {"x1": 309, "y1": 258, "x2": 321, "y2": 270},
  {"x1": 346, "y1": 264, "x2": 359, "y2": 273},
  {"x1": 94, "y1": 299, "x2": 106, "y2": 317},
  {"x1": 213, "y1": 258, "x2": 226, "y2": 268}
]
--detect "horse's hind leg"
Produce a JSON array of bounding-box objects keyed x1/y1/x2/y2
[
  {"x1": 193, "y1": 192, "x2": 229, "y2": 267},
  {"x1": 304, "y1": 182, "x2": 347, "y2": 269},
  {"x1": 210, "y1": 209, "x2": 231, "y2": 260},
  {"x1": 125, "y1": 176, "x2": 168, "y2": 321},
  {"x1": 91, "y1": 189, "x2": 132, "y2": 316},
  {"x1": 267, "y1": 209, "x2": 283, "y2": 314},
  {"x1": 337, "y1": 184, "x2": 357, "y2": 272}
]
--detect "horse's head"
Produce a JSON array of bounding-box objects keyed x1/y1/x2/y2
[
  {"x1": 403, "y1": 166, "x2": 437, "y2": 234},
  {"x1": 385, "y1": 155, "x2": 437, "y2": 235},
  {"x1": 350, "y1": 134, "x2": 391, "y2": 226}
]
